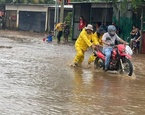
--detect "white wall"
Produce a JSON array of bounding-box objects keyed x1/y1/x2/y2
[{"x1": 6, "y1": 4, "x2": 47, "y2": 12}]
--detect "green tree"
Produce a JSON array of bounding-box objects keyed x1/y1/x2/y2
[
  {"x1": 64, "y1": 12, "x2": 72, "y2": 29},
  {"x1": 0, "y1": 0, "x2": 6, "y2": 3},
  {"x1": 64, "y1": 12, "x2": 73, "y2": 37},
  {"x1": 132, "y1": 0, "x2": 143, "y2": 8}
]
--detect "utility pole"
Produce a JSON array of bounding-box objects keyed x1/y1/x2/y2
[
  {"x1": 56, "y1": 0, "x2": 59, "y2": 23},
  {"x1": 54, "y1": 0, "x2": 57, "y2": 24},
  {"x1": 59, "y1": 0, "x2": 64, "y2": 23},
  {"x1": 54, "y1": 0, "x2": 59, "y2": 37},
  {"x1": 54, "y1": 0, "x2": 59, "y2": 24}
]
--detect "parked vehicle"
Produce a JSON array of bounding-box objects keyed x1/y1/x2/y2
[{"x1": 94, "y1": 44, "x2": 133, "y2": 76}]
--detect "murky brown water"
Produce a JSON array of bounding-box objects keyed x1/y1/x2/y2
[{"x1": 0, "y1": 36, "x2": 145, "y2": 115}]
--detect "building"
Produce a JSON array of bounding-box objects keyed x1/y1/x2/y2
[
  {"x1": 5, "y1": 4, "x2": 48, "y2": 32},
  {"x1": 5, "y1": 3, "x2": 72, "y2": 32},
  {"x1": 71, "y1": 2, "x2": 113, "y2": 40}
]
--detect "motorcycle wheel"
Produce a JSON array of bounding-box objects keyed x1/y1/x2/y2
[
  {"x1": 121, "y1": 58, "x2": 133, "y2": 76},
  {"x1": 94, "y1": 57, "x2": 104, "y2": 69}
]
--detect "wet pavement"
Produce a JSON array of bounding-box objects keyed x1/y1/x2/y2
[{"x1": 0, "y1": 30, "x2": 145, "y2": 115}]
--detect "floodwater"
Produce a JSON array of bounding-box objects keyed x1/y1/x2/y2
[{"x1": 0, "y1": 36, "x2": 145, "y2": 115}]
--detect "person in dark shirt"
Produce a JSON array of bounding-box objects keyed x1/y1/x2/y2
[
  {"x1": 130, "y1": 27, "x2": 141, "y2": 52},
  {"x1": 130, "y1": 25, "x2": 136, "y2": 39},
  {"x1": 63, "y1": 22, "x2": 70, "y2": 43}
]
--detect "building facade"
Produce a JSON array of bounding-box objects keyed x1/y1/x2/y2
[{"x1": 5, "y1": 4, "x2": 72, "y2": 32}]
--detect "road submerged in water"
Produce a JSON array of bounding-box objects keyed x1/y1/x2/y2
[{"x1": 0, "y1": 35, "x2": 145, "y2": 115}]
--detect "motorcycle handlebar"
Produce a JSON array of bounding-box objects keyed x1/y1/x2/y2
[
  {"x1": 107, "y1": 42, "x2": 129, "y2": 47},
  {"x1": 94, "y1": 45, "x2": 103, "y2": 51}
]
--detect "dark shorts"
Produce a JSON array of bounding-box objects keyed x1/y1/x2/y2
[
  {"x1": 133, "y1": 41, "x2": 140, "y2": 48},
  {"x1": 57, "y1": 31, "x2": 62, "y2": 39}
]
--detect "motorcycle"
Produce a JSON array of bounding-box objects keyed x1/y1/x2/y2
[{"x1": 93, "y1": 44, "x2": 133, "y2": 76}]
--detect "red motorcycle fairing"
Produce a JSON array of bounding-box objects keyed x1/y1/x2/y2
[
  {"x1": 117, "y1": 44, "x2": 125, "y2": 53},
  {"x1": 96, "y1": 51, "x2": 105, "y2": 60},
  {"x1": 120, "y1": 53, "x2": 132, "y2": 59}
]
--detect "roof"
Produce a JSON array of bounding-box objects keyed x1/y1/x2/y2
[
  {"x1": 48, "y1": 5, "x2": 73, "y2": 8},
  {"x1": 5, "y1": 3, "x2": 49, "y2": 7},
  {"x1": 70, "y1": 1, "x2": 113, "y2": 8},
  {"x1": 69, "y1": 1, "x2": 112, "y2": 4},
  {"x1": 5, "y1": 3, "x2": 73, "y2": 8}
]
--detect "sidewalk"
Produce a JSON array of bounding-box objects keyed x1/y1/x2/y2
[
  {"x1": 0, "y1": 29, "x2": 45, "y2": 39},
  {"x1": 0, "y1": 29, "x2": 75, "y2": 45}
]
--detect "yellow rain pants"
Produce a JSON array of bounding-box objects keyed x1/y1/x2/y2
[{"x1": 73, "y1": 29, "x2": 98, "y2": 64}]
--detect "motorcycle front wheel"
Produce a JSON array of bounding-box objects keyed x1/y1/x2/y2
[
  {"x1": 121, "y1": 58, "x2": 133, "y2": 76},
  {"x1": 94, "y1": 57, "x2": 104, "y2": 69}
]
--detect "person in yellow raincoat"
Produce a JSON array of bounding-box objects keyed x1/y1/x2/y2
[
  {"x1": 54, "y1": 22, "x2": 63, "y2": 43},
  {"x1": 88, "y1": 27, "x2": 106, "y2": 64},
  {"x1": 71, "y1": 24, "x2": 98, "y2": 67}
]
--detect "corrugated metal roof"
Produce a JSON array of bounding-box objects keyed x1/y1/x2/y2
[
  {"x1": 48, "y1": 5, "x2": 73, "y2": 8},
  {"x1": 69, "y1": 1, "x2": 112, "y2": 4}
]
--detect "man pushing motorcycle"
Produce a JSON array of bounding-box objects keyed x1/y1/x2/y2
[
  {"x1": 71, "y1": 24, "x2": 98, "y2": 67},
  {"x1": 102, "y1": 25, "x2": 126, "y2": 71},
  {"x1": 88, "y1": 27, "x2": 106, "y2": 64}
]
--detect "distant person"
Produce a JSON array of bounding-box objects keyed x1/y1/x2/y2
[
  {"x1": 63, "y1": 22, "x2": 70, "y2": 43},
  {"x1": 54, "y1": 22, "x2": 63, "y2": 44},
  {"x1": 0, "y1": 17, "x2": 2, "y2": 29},
  {"x1": 130, "y1": 27, "x2": 141, "y2": 52},
  {"x1": 78, "y1": 16, "x2": 86, "y2": 31},
  {"x1": 130, "y1": 25, "x2": 136, "y2": 39},
  {"x1": 43, "y1": 31, "x2": 53, "y2": 43},
  {"x1": 96, "y1": 22, "x2": 102, "y2": 31},
  {"x1": 2, "y1": 16, "x2": 5, "y2": 30},
  {"x1": 46, "y1": 31, "x2": 54, "y2": 43},
  {"x1": 127, "y1": 25, "x2": 136, "y2": 46}
]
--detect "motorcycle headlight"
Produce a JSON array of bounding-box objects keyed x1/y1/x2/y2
[{"x1": 125, "y1": 45, "x2": 133, "y2": 55}]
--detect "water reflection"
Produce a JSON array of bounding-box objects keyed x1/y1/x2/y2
[
  {"x1": 0, "y1": 36, "x2": 145, "y2": 115},
  {"x1": 71, "y1": 66, "x2": 145, "y2": 114}
]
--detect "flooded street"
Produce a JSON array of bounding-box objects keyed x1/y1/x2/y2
[{"x1": 0, "y1": 33, "x2": 145, "y2": 115}]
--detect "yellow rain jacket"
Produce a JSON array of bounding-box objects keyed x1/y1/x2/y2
[
  {"x1": 75, "y1": 29, "x2": 98, "y2": 51},
  {"x1": 93, "y1": 32, "x2": 103, "y2": 45},
  {"x1": 55, "y1": 23, "x2": 63, "y2": 31},
  {"x1": 73, "y1": 29, "x2": 98, "y2": 64},
  {"x1": 88, "y1": 32, "x2": 103, "y2": 64}
]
